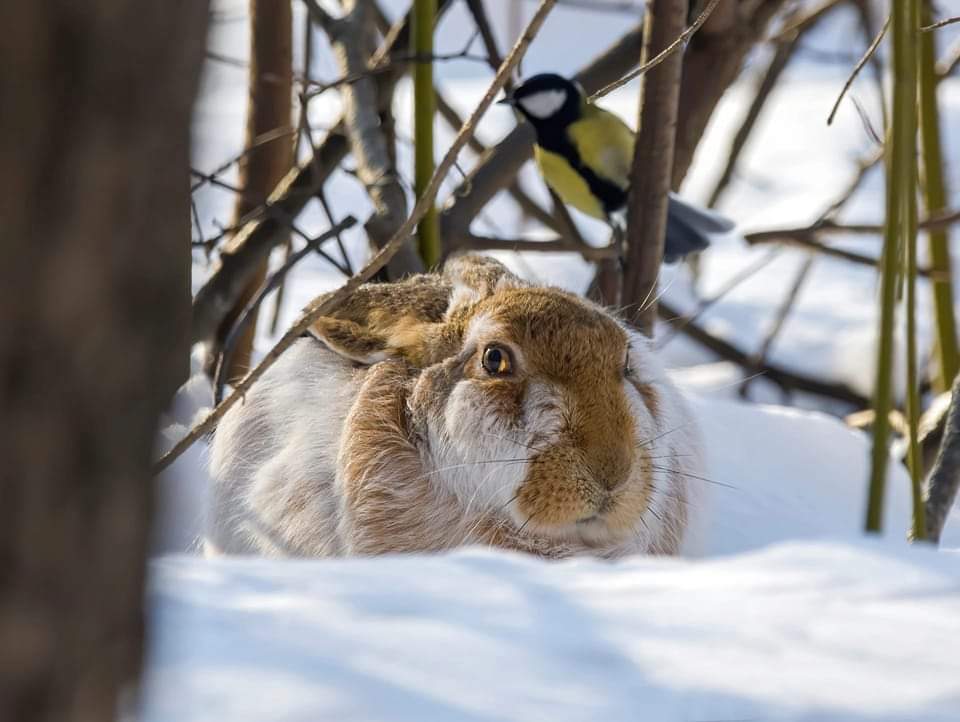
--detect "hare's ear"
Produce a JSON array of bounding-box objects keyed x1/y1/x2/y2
[
  {"x1": 307, "y1": 275, "x2": 449, "y2": 365},
  {"x1": 443, "y1": 254, "x2": 526, "y2": 316},
  {"x1": 308, "y1": 317, "x2": 393, "y2": 365}
]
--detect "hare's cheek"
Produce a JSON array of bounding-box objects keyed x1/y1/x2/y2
[
  {"x1": 442, "y1": 379, "x2": 526, "y2": 440},
  {"x1": 520, "y1": 380, "x2": 565, "y2": 446}
]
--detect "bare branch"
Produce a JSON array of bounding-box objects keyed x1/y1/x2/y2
[
  {"x1": 740, "y1": 254, "x2": 815, "y2": 398},
  {"x1": 766, "y1": 0, "x2": 845, "y2": 42},
  {"x1": 324, "y1": 0, "x2": 422, "y2": 277},
  {"x1": 465, "y1": 0, "x2": 510, "y2": 90},
  {"x1": 155, "y1": 0, "x2": 560, "y2": 474},
  {"x1": 190, "y1": 127, "x2": 350, "y2": 348},
  {"x1": 657, "y1": 300, "x2": 869, "y2": 407},
  {"x1": 922, "y1": 15, "x2": 960, "y2": 32},
  {"x1": 214, "y1": 216, "x2": 358, "y2": 403},
  {"x1": 827, "y1": 14, "x2": 889, "y2": 125},
  {"x1": 452, "y1": 233, "x2": 616, "y2": 261},
  {"x1": 709, "y1": 1, "x2": 841, "y2": 207},
  {"x1": 589, "y1": 0, "x2": 721, "y2": 100},
  {"x1": 744, "y1": 225, "x2": 937, "y2": 278}
]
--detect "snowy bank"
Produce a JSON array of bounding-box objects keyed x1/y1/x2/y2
[{"x1": 141, "y1": 540, "x2": 960, "y2": 722}]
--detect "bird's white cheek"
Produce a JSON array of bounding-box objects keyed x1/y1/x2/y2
[{"x1": 517, "y1": 89, "x2": 567, "y2": 119}]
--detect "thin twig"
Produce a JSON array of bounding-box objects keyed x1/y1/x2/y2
[
  {"x1": 922, "y1": 15, "x2": 960, "y2": 32},
  {"x1": 214, "y1": 216, "x2": 358, "y2": 403},
  {"x1": 656, "y1": 248, "x2": 783, "y2": 349},
  {"x1": 827, "y1": 14, "x2": 889, "y2": 125},
  {"x1": 740, "y1": 254, "x2": 815, "y2": 398},
  {"x1": 154, "y1": 0, "x2": 559, "y2": 474},
  {"x1": 589, "y1": 0, "x2": 721, "y2": 100},
  {"x1": 190, "y1": 127, "x2": 297, "y2": 193},
  {"x1": 658, "y1": 300, "x2": 868, "y2": 406}
]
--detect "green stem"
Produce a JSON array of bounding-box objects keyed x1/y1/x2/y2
[
  {"x1": 867, "y1": 2, "x2": 916, "y2": 534},
  {"x1": 413, "y1": 0, "x2": 439, "y2": 267},
  {"x1": 905, "y1": 176, "x2": 926, "y2": 540},
  {"x1": 905, "y1": 0, "x2": 926, "y2": 541},
  {"x1": 919, "y1": 0, "x2": 959, "y2": 393}
]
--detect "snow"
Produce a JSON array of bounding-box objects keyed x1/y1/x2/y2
[
  {"x1": 148, "y1": 2, "x2": 960, "y2": 720},
  {"x1": 141, "y1": 540, "x2": 960, "y2": 722}
]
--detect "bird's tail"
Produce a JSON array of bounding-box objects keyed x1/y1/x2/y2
[{"x1": 664, "y1": 192, "x2": 736, "y2": 263}]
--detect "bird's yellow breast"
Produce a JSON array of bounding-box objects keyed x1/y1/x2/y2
[{"x1": 534, "y1": 145, "x2": 606, "y2": 220}]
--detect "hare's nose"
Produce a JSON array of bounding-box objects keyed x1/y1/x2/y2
[{"x1": 594, "y1": 450, "x2": 631, "y2": 491}]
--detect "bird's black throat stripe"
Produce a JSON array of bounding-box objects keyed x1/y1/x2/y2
[{"x1": 533, "y1": 124, "x2": 627, "y2": 217}]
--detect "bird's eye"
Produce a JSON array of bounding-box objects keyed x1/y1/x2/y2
[{"x1": 482, "y1": 345, "x2": 513, "y2": 376}]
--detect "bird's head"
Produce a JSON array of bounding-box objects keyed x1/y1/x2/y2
[{"x1": 499, "y1": 73, "x2": 583, "y2": 128}]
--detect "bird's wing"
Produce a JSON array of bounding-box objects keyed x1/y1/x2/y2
[
  {"x1": 567, "y1": 104, "x2": 636, "y2": 191},
  {"x1": 664, "y1": 193, "x2": 739, "y2": 263}
]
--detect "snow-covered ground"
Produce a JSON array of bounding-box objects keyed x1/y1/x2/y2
[{"x1": 146, "y1": 2, "x2": 960, "y2": 720}]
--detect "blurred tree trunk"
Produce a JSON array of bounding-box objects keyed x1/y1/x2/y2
[
  {"x1": 219, "y1": 0, "x2": 294, "y2": 383},
  {"x1": 0, "y1": 2, "x2": 208, "y2": 721}
]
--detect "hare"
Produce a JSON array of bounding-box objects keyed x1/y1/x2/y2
[{"x1": 206, "y1": 255, "x2": 704, "y2": 559}]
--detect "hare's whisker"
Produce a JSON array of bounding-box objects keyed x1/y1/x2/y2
[
  {"x1": 636, "y1": 422, "x2": 690, "y2": 448},
  {"x1": 645, "y1": 464, "x2": 737, "y2": 490}
]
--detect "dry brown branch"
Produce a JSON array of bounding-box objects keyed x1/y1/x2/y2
[
  {"x1": 214, "y1": 216, "x2": 358, "y2": 403},
  {"x1": 816, "y1": 149, "x2": 883, "y2": 220},
  {"x1": 589, "y1": 0, "x2": 721, "y2": 100},
  {"x1": 740, "y1": 254, "x2": 815, "y2": 398},
  {"x1": 673, "y1": 0, "x2": 791, "y2": 186},
  {"x1": 622, "y1": 0, "x2": 688, "y2": 334},
  {"x1": 827, "y1": 14, "x2": 889, "y2": 125},
  {"x1": 322, "y1": 0, "x2": 422, "y2": 277},
  {"x1": 766, "y1": 0, "x2": 844, "y2": 42},
  {"x1": 155, "y1": 0, "x2": 560, "y2": 474},
  {"x1": 744, "y1": 226, "x2": 936, "y2": 278},
  {"x1": 708, "y1": 1, "x2": 841, "y2": 207},
  {"x1": 220, "y1": 0, "x2": 294, "y2": 384},
  {"x1": 922, "y1": 15, "x2": 960, "y2": 32},
  {"x1": 190, "y1": 128, "x2": 350, "y2": 349},
  {"x1": 435, "y1": 90, "x2": 562, "y2": 234},
  {"x1": 465, "y1": 0, "x2": 510, "y2": 89},
  {"x1": 451, "y1": 233, "x2": 617, "y2": 260},
  {"x1": 656, "y1": 248, "x2": 783, "y2": 349},
  {"x1": 191, "y1": 1, "x2": 444, "y2": 350},
  {"x1": 658, "y1": 301, "x2": 869, "y2": 406}
]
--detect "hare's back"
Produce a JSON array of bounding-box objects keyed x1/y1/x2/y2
[{"x1": 205, "y1": 337, "x2": 362, "y2": 556}]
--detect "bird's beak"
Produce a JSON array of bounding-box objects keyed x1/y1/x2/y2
[{"x1": 497, "y1": 95, "x2": 515, "y2": 106}]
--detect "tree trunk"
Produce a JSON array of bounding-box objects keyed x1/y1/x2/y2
[
  {"x1": 0, "y1": 2, "x2": 208, "y2": 721},
  {"x1": 623, "y1": 0, "x2": 688, "y2": 334},
  {"x1": 219, "y1": 0, "x2": 294, "y2": 384}
]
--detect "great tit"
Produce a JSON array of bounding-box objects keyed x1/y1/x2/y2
[{"x1": 499, "y1": 73, "x2": 734, "y2": 263}]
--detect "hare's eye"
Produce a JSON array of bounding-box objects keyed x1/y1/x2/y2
[
  {"x1": 481, "y1": 345, "x2": 513, "y2": 376},
  {"x1": 623, "y1": 348, "x2": 632, "y2": 377}
]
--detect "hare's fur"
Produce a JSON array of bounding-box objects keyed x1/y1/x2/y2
[{"x1": 207, "y1": 256, "x2": 704, "y2": 559}]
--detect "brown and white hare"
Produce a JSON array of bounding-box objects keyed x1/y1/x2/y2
[{"x1": 206, "y1": 255, "x2": 704, "y2": 559}]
